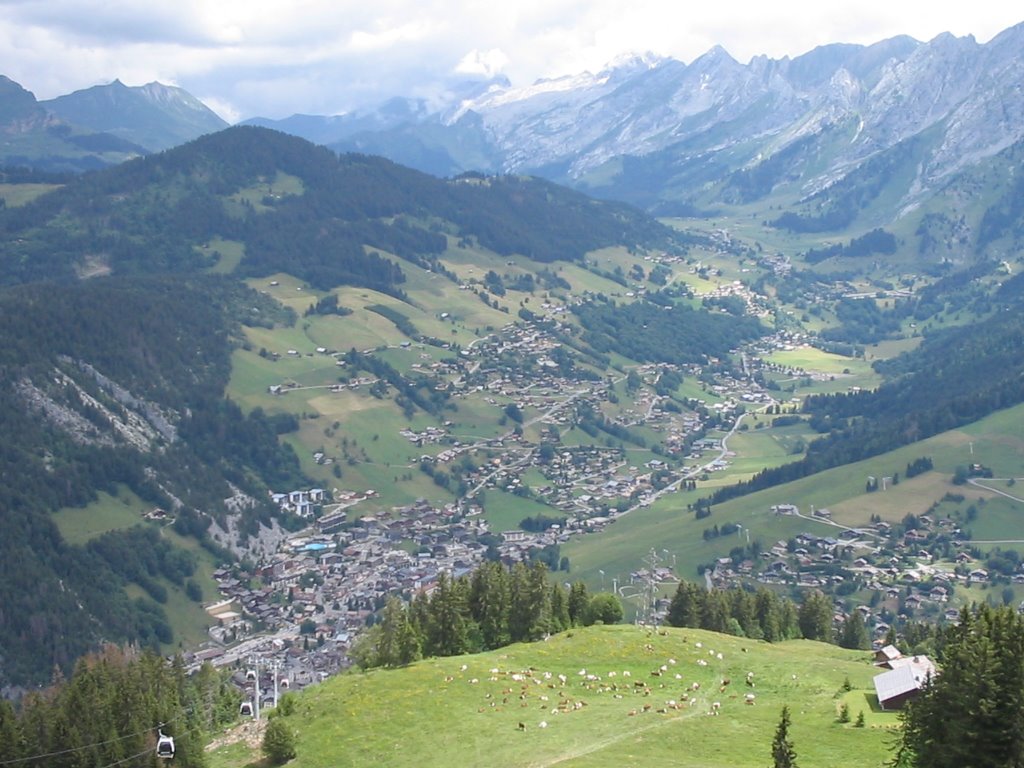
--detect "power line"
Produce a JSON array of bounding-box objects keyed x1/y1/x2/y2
[{"x1": 0, "y1": 706, "x2": 194, "y2": 767}]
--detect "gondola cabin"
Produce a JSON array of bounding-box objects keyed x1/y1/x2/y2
[
  {"x1": 156, "y1": 730, "x2": 175, "y2": 760},
  {"x1": 240, "y1": 700, "x2": 254, "y2": 717}
]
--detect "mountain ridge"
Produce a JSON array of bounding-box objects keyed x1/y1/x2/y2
[{"x1": 239, "y1": 22, "x2": 1024, "y2": 233}]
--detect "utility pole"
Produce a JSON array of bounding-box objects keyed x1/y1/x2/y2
[
  {"x1": 643, "y1": 548, "x2": 661, "y2": 627},
  {"x1": 248, "y1": 655, "x2": 263, "y2": 721},
  {"x1": 270, "y1": 659, "x2": 283, "y2": 708}
]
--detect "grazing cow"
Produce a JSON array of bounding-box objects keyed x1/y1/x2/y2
[
  {"x1": 518, "y1": 722, "x2": 526, "y2": 731},
  {"x1": 745, "y1": 694, "x2": 756, "y2": 705},
  {"x1": 538, "y1": 721, "x2": 548, "y2": 729},
  {"x1": 695, "y1": 642, "x2": 703, "y2": 648},
  {"x1": 622, "y1": 670, "x2": 631, "y2": 677}
]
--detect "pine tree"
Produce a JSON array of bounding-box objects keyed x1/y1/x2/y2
[
  {"x1": 701, "y1": 589, "x2": 732, "y2": 633},
  {"x1": 798, "y1": 590, "x2": 833, "y2": 642},
  {"x1": 885, "y1": 624, "x2": 898, "y2": 647},
  {"x1": 426, "y1": 572, "x2": 470, "y2": 657},
  {"x1": 771, "y1": 706, "x2": 798, "y2": 768},
  {"x1": 839, "y1": 611, "x2": 869, "y2": 650},
  {"x1": 893, "y1": 605, "x2": 1024, "y2": 768},
  {"x1": 549, "y1": 582, "x2": 570, "y2": 633},
  {"x1": 754, "y1": 588, "x2": 782, "y2": 641},
  {"x1": 469, "y1": 562, "x2": 510, "y2": 649},
  {"x1": 567, "y1": 581, "x2": 590, "y2": 627},
  {"x1": 263, "y1": 716, "x2": 297, "y2": 765},
  {"x1": 0, "y1": 699, "x2": 23, "y2": 762},
  {"x1": 667, "y1": 581, "x2": 704, "y2": 628}
]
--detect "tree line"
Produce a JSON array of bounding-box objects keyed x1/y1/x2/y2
[
  {"x1": 892, "y1": 604, "x2": 1024, "y2": 767},
  {"x1": 0, "y1": 645, "x2": 239, "y2": 768},
  {"x1": 701, "y1": 295, "x2": 1024, "y2": 508},
  {"x1": 351, "y1": 561, "x2": 622, "y2": 669}
]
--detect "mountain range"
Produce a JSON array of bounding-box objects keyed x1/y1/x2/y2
[
  {"x1": 4, "y1": 21, "x2": 1024, "y2": 240},
  {"x1": 0, "y1": 76, "x2": 226, "y2": 172},
  {"x1": 243, "y1": 22, "x2": 1024, "y2": 232}
]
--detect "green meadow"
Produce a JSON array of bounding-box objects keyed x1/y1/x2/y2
[{"x1": 208, "y1": 625, "x2": 895, "y2": 768}]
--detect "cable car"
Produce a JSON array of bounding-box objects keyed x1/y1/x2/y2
[
  {"x1": 245, "y1": 668, "x2": 257, "y2": 681},
  {"x1": 240, "y1": 700, "x2": 254, "y2": 717},
  {"x1": 156, "y1": 729, "x2": 175, "y2": 760}
]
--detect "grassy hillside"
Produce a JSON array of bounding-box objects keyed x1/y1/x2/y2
[
  {"x1": 208, "y1": 625, "x2": 894, "y2": 768},
  {"x1": 564, "y1": 401, "x2": 1024, "y2": 588}
]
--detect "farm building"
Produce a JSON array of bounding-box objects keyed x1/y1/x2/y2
[{"x1": 873, "y1": 656, "x2": 936, "y2": 710}]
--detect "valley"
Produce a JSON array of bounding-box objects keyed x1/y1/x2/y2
[
  {"x1": 4, "y1": 11, "x2": 1024, "y2": 768},
  {"x1": 101, "y1": 213, "x2": 1022, "y2": 700}
]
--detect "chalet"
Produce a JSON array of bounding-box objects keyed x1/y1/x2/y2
[
  {"x1": 929, "y1": 585, "x2": 949, "y2": 602},
  {"x1": 874, "y1": 644, "x2": 903, "y2": 667},
  {"x1": 873, "y1": 656, "x2": 936, "y2": 710}
]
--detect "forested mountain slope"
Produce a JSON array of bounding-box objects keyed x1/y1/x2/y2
[
  {"x1": 0, "y1": 126, "x2": 686, "y2": 289},
  {"x1": 0, "y1": 126, "x2": 688, "y2": 686}
]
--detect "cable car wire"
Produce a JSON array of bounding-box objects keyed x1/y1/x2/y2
[{"x1": 0, "y1": 706, "x2": 195, "y2": 766}]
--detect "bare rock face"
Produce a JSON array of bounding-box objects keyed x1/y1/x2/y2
[{"x1": 271, "y1": 21, "x2": 1024, "y2": 216}]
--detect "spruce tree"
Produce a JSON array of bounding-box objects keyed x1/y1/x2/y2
[
  {"x1": 839, "y1": 611, "x2": 869, "y2": 650},
  {"x1": 667, "y1": 581, "x2": 704, "y2": 628},
  {"x1": 798, "y1": 590, "x2": 833, "y2": 641},
  {"x1": 771, "y1": 706, "x2": 798, "y2": 768},
  {"x1": 754, "y1": 588, "x2": 782, "y2": 641},
  {"x1": 894, "y1": 605, "x2": 1024, "y2": 768},
  {"x1": 568, "y1": 581, "x2": 590, "y2": 626},
  {"x1": 263, "y1": 717, "x2": 297, "y2": 765},
  {"x1": 549, "y1": 582, "x2": 570, "y2": 633}
]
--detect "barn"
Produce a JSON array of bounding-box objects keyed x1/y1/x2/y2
[{"x1": 873, "y1": 656, "x2": 936, "y2": 710}]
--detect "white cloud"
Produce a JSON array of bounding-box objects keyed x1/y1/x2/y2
[
  {"x1": 196, "y1": 95, "x2": 241, "y2": 124},
  {"x1": 455, "y1": 49, "x2": 509, "y2": 78}
]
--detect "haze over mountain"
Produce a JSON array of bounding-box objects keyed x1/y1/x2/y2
[
  {"x1": 0, "y1": 76, "x2": 227, "y2": 171},
  {"x1": 244, "y1": 22, "x2": 1024, "y2": 228},
  {"x1": 42, "y1": 79, "x2": 229, "y2": 151},
  {"x1": 5, "y1": 19, "x2": 1024, "y2": 236}
]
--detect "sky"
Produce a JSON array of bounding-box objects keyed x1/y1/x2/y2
[{"x1": 1, "y1": 1, "x2": 1021, "y2": 122}]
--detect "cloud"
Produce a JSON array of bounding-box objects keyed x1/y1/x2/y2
[{"x1": 455, "y1": 49, "x2": 509, "y2": 78}]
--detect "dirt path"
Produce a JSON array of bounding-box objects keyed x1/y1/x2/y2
[
  {"x1": 205, "y1": 719, "x2": 267, "y2": 753},
  {"x1": 532, "y1": 711, "x2": 694, "y2": 767}
]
